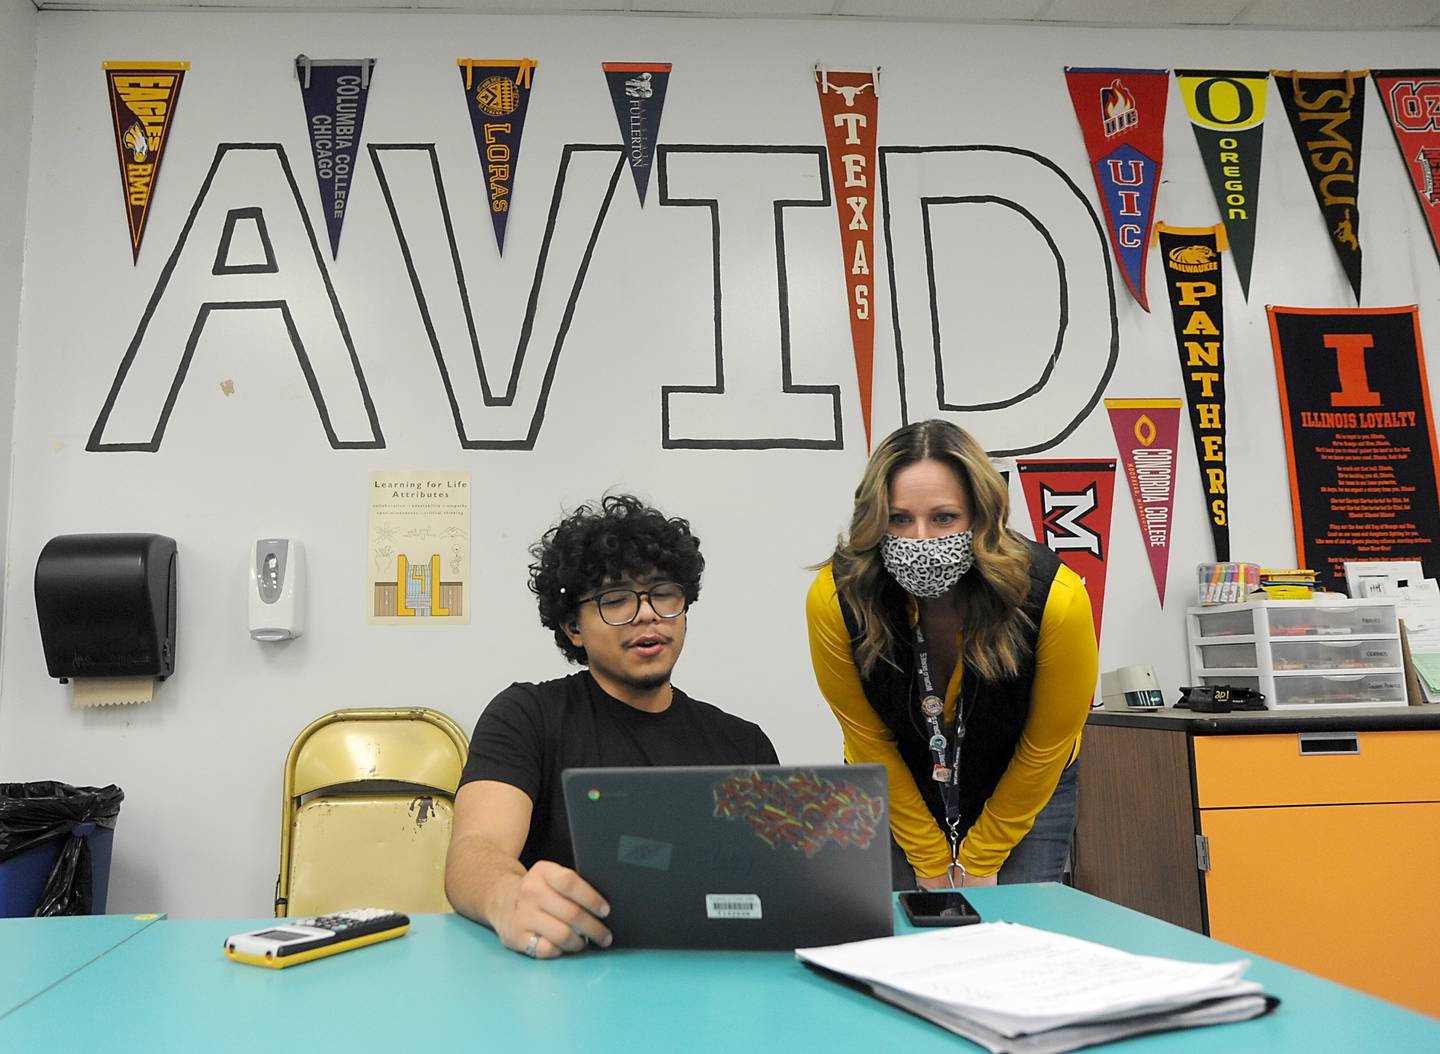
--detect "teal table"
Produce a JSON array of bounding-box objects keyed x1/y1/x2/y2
[
  {"x1": 1, "y1": 887, "x2": 1435, "y2": 1051},
  {"x1": 0, "y1": 913, "x2": 162, "y2": 1018}
]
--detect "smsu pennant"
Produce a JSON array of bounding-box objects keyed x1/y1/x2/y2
[
  {"x1": 1373, "y1": 70, "x2": 1440, "y2": 275},
  {"x1": 602, "y1": 62, "x2": 671, "y2": 206},
  {"x1": 815, "y1": 65, "x2": 879, "y2": 450},
  {"x1": 1274, "y1": 70, "x2": 1366, "y2": 302},
  {"x1": 459, "y1": 58, "x2": 537, "y2": 255},
  {"x1": 1105, "y1": 399, "x2": 1182, "y2": 606},
  {"x1": 1064, "y1": 67, "x2": 1169, "y2": 311},
  {"x1": 1016, "y1": 459, "x2": 1117, "y2": 644},
  {"x1": 296, "y1": 56, "x2": 376, "y2": 259},
  {"x1": 1156, "y1": 223, "x2": 1231, "y2": 562},
  {"x1": 104, "y1": 61, "x2": 188, "y2": 263}
]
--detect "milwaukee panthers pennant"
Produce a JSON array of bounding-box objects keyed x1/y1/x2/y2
[
  {"x1": 1174, "y1": 69, "x2": 1268, "y2": 300},
  {"x1": 1065, "y1": 67, "x2": 1169, "y2": 312},
  {"x1": 1106, "y1": 399, "x2": 1182, "y2": 606},
  {"x1": 459, "y1": 58, "x2": 537, "y2": 254},
  {"x1": 1373, "y1": 70, "x2": 1440, "y2": 274},
  {"x1": 816, "y1": 66, "x2": 879, "y2": 450},
  {"x1": 1274, "y1": 70, "x2": 1366, "y2": 302},
  {"x1": 296, "y1": 56, "x2": 375, "y2": 259},
  {"x1": 1016, "y1": 459, "x2": 1116, "y2": 642},
  {"x1": 603, "y1": 62, "x2": 670, "y2": 206},
  {"x1": 104, "y1": 61, "x2": 188, "y2": 263}
]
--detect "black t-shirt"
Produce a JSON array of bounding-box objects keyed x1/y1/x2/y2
[{"x1": 460, "y1": 671, "x2": 780, "y2": 869}]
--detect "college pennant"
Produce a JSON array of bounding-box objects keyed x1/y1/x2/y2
[
  {"x1": 1064, "y1": 67, "x2": 1169, "y2": 311},
  {"x1": 1016, "y1": 459, "x2": 1117, "y2": 644},
  {"x1": 103, "y1": 61, "x2": 189, "y2": 263},
  {"x1": 1274, "y1": 70, "x2": 1366, "y2": 302},
  {"x1": 1373, "y1": 70, "x2": 1440, "y2": 274},
  {"x1": 296, "y1": 56, "x2": 376, "y2": 259},
  {"x1": 815, "y1": 66, "x2": 879, "y2": 450},
  {"x1": 1174, "y1": 70, "x2": 1268, "y2": 300},
  {"x1": 1105, "y1": 399, "x2": 1182, "y2": 606},
  {"x1": 1156, "y1": 223, "x2": 1231, "y2": 562},
  {"x1": 602, "y1": 62, "x2": 671, "y2": 206},
  {"x1": 458, "y1": 58, "x2": 537, "y2": 255}
]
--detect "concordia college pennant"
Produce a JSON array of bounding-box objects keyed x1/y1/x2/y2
[
  {"x1": 1373, "y1": 70, "x2": 1440, "y2": 274},
  {"x1": 1016, "y1": 459, "x2": 1116, "y2": 644},
  {"x1": 1064, "y1": 67, "x2": 1169, "y2": 312},
  {"x1": 103, "y1": 61, "x2": 188, "y2": 263},
  {"x1": 1274, "y1": 70, "x2": 1366, "y2": 302},
  {"x1": 459, "y1": 59, "x2": 537, "y2": 255},
  {"x1": 1105, "y1": 399, "x2": 1182, "y2": 607},
  {"x1": 296, "y1": 56, "x2": 376, "y2": 259},
  {"x1": 602, "y1": 62, "x2": 671, "y2": 206},
  {"x1": 815, "y1": 66, "x2": 879, "y2": 450}
]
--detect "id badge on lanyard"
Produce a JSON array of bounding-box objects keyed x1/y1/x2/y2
[{"x1": 913, "y1": 623, "x2": 965, "y2": 869}]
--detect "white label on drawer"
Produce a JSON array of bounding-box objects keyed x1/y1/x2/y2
[
  {"x1": 1362, "y1": 648, "x2": 1392, "y2": 659},
  {"x1": 706, "y1": 893, "x2": 761, "y2": 919}
]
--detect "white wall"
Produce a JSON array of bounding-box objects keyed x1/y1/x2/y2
[{"x1": 4, "y1": 10, "x2": 1440, "y2": 918}]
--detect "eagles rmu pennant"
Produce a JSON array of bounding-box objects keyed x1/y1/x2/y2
[
  {"x1": 1156, "y1": 223, "x2": 1231, "y2": 562},
  {"x1": 459, "y1": 58, "x2": 537, "y2": 255},
  {"x1": 1105, "y1": 399, "x2": 1182, "y2": 606},
  {"x1": 1016, "y1": 459, "x2": 1116, "y2": 643},
  {"x1": 603, "y1": 62, "x2": 670, "y2": 206},
  {"x1": 815, "y1": 66, "x2": 879, "y2": 450},
  {"x1": 103, "y1": 61, "x2": 188, "y2": 263},
  {"x1": 296, "y1": 56, "x2": 376, "y2": 259},
  {"x1": 1174, "y1": 70, "x2": 1268, "y2": 300},
  {"x1": 1373, "y1": 70, "x2": 1440, "y2": 274},
  {"x1": 1274, "y1": 70, "x2": 1366, "y2": 302},
  {"x1": 1064, "y1": 67, "x2": 1168, "y2": 311}
]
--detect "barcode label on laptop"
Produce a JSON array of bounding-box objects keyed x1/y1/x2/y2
[{"x1": 705, "y1": 894, "x2": 762, "y2": 920}]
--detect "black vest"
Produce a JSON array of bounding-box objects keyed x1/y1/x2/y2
[{"x1": 837, "y1": 539, "x2": 1060, "y2": 839}]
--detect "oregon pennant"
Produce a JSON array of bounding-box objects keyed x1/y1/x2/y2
[
  {"x1": 1156, "y1": 223, "x2": 1231, "y2": 561},
  {"x1": 1064, "y1": 67, "x2": 1169, "y2": 311},
  {"x1": 296, "y1": 56, "x2": 375, "y2": 259},
  {"x1": 816, "y1": 66, "x2": 879, "y2": 450},
  {"x1": 1274, "y1": 70, "x2": 1366, "y2": 302},
  {"x1": 603, "y1": 62, "x2": 670, "y2": 206},
  {"x1": 1105, "y1": 399, "x2": 1182, "y2": 606},
  {"x1": 458, "y1": 58, "x2": 537, "y2": 255},
  {"x1": 104, "y1": 61, "x2": 188, "y2": 263},
  {"x1": 1373, "y1": 70, "x2": 1440, "y2": 275},
  {"x1": 1016, "y1": 459, "x2": 1116, "y2": 643},
  {"x1": 1174, "y1": 69, "x2": 1267, "y2": 300}
]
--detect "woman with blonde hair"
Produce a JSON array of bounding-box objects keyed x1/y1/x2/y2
[{"x1": 806, "y1": 420, "x2": 1097, "y2": 888}]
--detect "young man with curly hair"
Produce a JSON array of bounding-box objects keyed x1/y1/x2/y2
[{"x1": 445, "y1": 495, "x2": 778, "y2": 959}]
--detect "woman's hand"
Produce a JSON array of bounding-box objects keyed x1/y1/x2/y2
[{"x1": 917, "y1": 867, "x2": 998, "y2": 889}]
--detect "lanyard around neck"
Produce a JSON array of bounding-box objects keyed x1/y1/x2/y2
[{"x1": 911, "y1": 622, "x2": 966, "y2": 858}]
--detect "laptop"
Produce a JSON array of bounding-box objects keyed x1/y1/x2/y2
[{"x1": 562, "y1": 764, "x2": 893, "y2": 950}]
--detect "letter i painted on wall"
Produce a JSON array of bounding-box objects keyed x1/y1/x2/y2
[
  {"x1": 602, "y1": 62, "x2": 671, "y2": 206},
  {"x1": 296, "y1": 56, "x2": 376, "y2": 259},
  {"x1": 815, "y1": 66, "x2": 879, "y2": 450},
  {"x1": 103, "y1": 61, "x2": 189, "y2": 263},
  {"x1": 1064, "y1": 67, "x2": 1168, "y2": 312},
  {"x1": 458, "y1": 58, "x2": 537, "y2": 255}
]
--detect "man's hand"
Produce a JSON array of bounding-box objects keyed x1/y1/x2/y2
[{"x1": 491, "y1": 861, "x2": 613, "y2": 959}]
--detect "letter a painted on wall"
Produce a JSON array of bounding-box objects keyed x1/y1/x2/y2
[
  {"x1": 296, "y1": 56, "x2": 376, "y2": 259},
  {"x1": 603, "y1": 62, "x2": 671, "y2": 206},
  {"x1": 815, "y1": 66, "x2": 879, "y2": 450},
  {"x1": 1016, "y1": 459, "x2": 1116, "y2": 644},
  {"x1": 104, "y1": 61, "x2": 188, "y2": 263},
  {"x1": 458, "y1": 58, "x2": 537, "y2": 255},
  {"x1": 1373, "y1": 70, "x2": 1440, "y2": 275},
  {"x1": 1064, "y1": 67, "x2": 1168, "y2": 312},
  {"x1": 1105, "y1": 399, "x2": 1181, "y2": 606}
]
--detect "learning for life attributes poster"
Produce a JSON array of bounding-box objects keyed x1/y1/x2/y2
[{"x1": 368, "y1": 470, "x2": 471, "y2": 624}]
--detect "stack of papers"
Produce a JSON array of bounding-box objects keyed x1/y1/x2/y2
[{"x1": 797, "y1": 922, "x2": 1276, "y2": 1054}]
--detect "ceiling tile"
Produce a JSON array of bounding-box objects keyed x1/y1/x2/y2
[
  {"x1": 1236, "y1": 0, "x2": 1440, "y2": 27},
  {"x1": 631, "y1": 0, "x2": 833, "y2": 13},
  {"x1": 832, "y1": 0, "x2": 1050, "y2": 18},
  {"x1": 1035, "y1": 0, "x2": 1250, "y2": 25}
]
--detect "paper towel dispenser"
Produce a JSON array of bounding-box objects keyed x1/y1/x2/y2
[{"x1": 34, "y1": 534, "x2": 177, "y2": 682}]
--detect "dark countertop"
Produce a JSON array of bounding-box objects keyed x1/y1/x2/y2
[{"x1": 1086, "y1": 704, "x2": 1440, "y2": 734}]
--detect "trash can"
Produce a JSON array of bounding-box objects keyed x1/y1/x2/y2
[{"x1": 0, "y1": 782, "x2": 123, "y2": 917}]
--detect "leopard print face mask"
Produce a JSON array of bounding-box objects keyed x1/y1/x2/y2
[{"x1": 880, "y1": 531, "x2": 975, "y2": 598}]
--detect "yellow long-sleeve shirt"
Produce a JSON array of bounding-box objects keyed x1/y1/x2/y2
[{"x1": 805, "y1": 561, "x2": 1097, "y2": 878}]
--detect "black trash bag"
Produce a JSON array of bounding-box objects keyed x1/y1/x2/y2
[{"x1": 0, "y1": 782, "x2": 124, "y2": 916}]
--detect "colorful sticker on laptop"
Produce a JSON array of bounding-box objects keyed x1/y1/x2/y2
[{"x1": 711, "y1": 769, "x2": 885, "y2": 857}]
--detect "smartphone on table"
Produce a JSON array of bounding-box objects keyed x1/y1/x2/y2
[{"x1": 899, "y1": 890, "x2": 983, "y2": 927}]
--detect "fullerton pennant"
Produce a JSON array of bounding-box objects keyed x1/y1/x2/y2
[
  {"x1": 459, "y1": 58, "x2": 537, "y2": 255},
  {"x1": 1016, "y1": 459, "x2": 1116, "y2": 644},
  {"x1": 104, "y1": 61, "x2": 189, "y2": 263},
  {"x1": 1373, "y1": 70, "x2": 1440, "y2": 275},
  {"x1": 1064, "y1": 67, "x2": 1169, "y2": 311},
  {"x1": 1274, "y1": 70, "x2": 1366, "y2": 302},
  {"x1": 296, "y1": 56, "x2": 376, "y2": 259},
  {"x1": 1105, "y1": 399, "x2": 1182, "y2": 606},
  {"x1": 1174, "y1": 69, "x2": 1268, "y2": 300},
  {"x1": 603, "y1": 62, "x2": 671, "y2": 206},
  {"x1": 815, "y1": 66, "x2": 879, "y2": 450},
  {"x1": 1156, "y1": 223, "x2": 1231, "y2": 561}
]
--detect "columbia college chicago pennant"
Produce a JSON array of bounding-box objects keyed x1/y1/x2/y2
[{"x1": 104, "y1": 61, "x2": 189, "y2": 263}]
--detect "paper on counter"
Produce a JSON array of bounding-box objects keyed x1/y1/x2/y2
[{"x1": 73, "y1": 676, "x2": 154, "y2": 708}]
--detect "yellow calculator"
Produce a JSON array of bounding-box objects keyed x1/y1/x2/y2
[{"x1": 224, "y1": 908, "x2": 409, "y2": 968}]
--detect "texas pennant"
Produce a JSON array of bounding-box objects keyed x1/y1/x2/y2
[
  {"x1": 1274, "y1": 70, "x2": 1366, "y2": 302},
  {"x1": 296, "y1": 56, "x2": 375, "y2": 259},
  {"x1": 1156, "y1": 223, "x2": 1231, "y2": 562},
  {"x1": 1105, "y1": 399, "x2": 1182, "y2": 606},
  {"x1": 1064, "y1": 67, "x2": 1169, "y2": 311},
  {"x1": 1174, "y1": 70, "x2": 1268, "y2": 300},
  {"x1": 103, "y1": 61, "x2": 188, "y2": 263},
  {"x1": 816, "y1": 66, "x2": 879, "y2": 450},
  {"x1": 1373, "y1": 70, "x2": 1440, "y2": 274},
  {"x1": 603, "y1": 62, "x2": 671, "y2": 206},
  {"x1": 1016, "y1": 459, "x2": 1116, "y2": 643},
  {"x1": 459, "y1": 58, "x2": 537, "y2": 255}
]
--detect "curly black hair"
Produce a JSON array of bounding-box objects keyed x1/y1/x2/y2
[{"x1": 529, "y1": 494, "x2": 705, "y2": 664}]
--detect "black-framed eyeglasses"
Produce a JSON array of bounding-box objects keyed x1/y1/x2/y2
[{"x1": 575, "y1": 581, "x2": 689, "y2": 626}]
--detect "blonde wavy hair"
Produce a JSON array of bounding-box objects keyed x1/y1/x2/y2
[{"x1": 829, "y1": 420, "x2": 1034, "y2": 681}]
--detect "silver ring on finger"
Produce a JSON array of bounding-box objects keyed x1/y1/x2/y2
[{"x1": 523, "y1": 932, "x2": 540, "y2": 958}]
